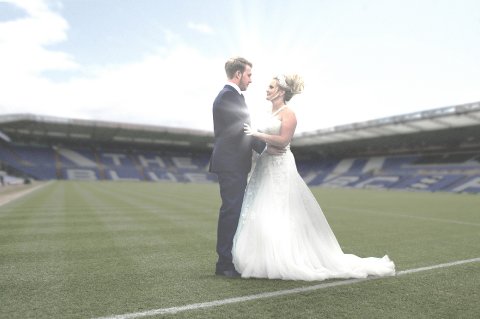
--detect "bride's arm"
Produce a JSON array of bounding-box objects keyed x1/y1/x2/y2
[
  {"x1": 247, "y1": 109, "x2": 297, "y2": 148},
  {"x1": 265, "y1": 144, "x2": 287, "y2": 155}
]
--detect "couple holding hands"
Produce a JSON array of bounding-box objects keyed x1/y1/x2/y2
[{"x1": 209, "y1": 56, "x2": 395, "y2": 281}]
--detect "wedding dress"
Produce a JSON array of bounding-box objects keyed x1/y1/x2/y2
[{"x1": 232, "y1": 109, "x2": 395, "y2": 281}]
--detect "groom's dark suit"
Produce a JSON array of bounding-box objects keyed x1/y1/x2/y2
[{"x1": 210, "y1": 84, "x2": 265, "y2": 274}]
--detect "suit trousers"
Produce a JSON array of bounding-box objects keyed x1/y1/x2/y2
[{"x1": 215, "y1": 171, "x2": 248, "y2": 272}]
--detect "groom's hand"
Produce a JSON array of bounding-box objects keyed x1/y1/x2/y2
[{"x1": 266, "y1": 144, "x2": 286, "y2": 155}]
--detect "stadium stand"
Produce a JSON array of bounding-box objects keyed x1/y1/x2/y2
[
  {"x1": 1, "y1": 101, "x2": 479, "y2": 193},
  {"x1": 0, "y1": 143, "x2": 214, "y2": 183}
]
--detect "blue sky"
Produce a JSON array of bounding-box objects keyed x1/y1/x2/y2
[{"x1": 0, "y1": 0, "x2": 479, "y2": 133}]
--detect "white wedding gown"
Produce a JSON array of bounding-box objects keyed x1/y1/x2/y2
[{"x1": 232, "y1": 115, "x2": 395, "y2": 281}]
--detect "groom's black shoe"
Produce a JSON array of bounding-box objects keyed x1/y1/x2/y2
[{"x1": 215, "y1": 269, "x2": 241, "y2": 278}]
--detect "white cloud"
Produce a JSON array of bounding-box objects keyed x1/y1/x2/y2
[
  {"x1": 0, "y1": 0, "x2": 77, "y2": 75},
  {"x1": 57, "y1": 45, "x2": 224, "y2": 130},
  {"x1": 0, "y1": 0, "x2": 79, "y2": 117},
  {"x1": 0, "y1": 9, "x2": 224, "y2": 130},
  {"x1": 0, "y1": 1, "x2": 220, "y2": 130},
  {"x1": 0, "y1": 48, "x2": 225, "y2": 131},
  {"x1": 187, "y1": 22, "x2": 214, "y2": 35},
  {"x1": 1, "y1": 0, "x2": 479, "y2": 135}
]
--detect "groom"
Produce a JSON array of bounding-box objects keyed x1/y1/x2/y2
[{"x1": 209, "y1": 57, "x2": 266, "y2": 277}]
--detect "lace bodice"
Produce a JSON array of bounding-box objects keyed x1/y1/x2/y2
[
  {"x1": 263, "y1": 117, "x2": 281, "y2": 134},
  {"x1": 263, "y1": 117, "x2": 290, "y2": 150}
]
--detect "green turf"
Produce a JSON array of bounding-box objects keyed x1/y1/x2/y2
[{"x1": 0, "y1": 181, "x2": 479, "y2": 318}]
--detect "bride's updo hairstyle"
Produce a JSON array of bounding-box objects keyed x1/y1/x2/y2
[{"x1": 275, "y1": 74, "x2": 304, "y2": 102}]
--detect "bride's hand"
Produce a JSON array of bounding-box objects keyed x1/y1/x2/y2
[{"x1": 244, "y1": 123, "x2": 258, "y2": 136}]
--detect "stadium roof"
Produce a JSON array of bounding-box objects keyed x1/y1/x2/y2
[
  {"x1": 294, "y1": 101, "x2": 480, "y2": 145},
  {"x1": 1, "y1": 101, "x2": 479, "y2": 155},
  {"x1": 0, "y1": 114, "x2": 213, "y2": 149},
  {"x1": 293, "y1": 101, "x2": 480, "y2": 155}
]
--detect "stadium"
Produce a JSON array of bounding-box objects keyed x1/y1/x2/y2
[
  {"x1": 1, "y1": 101, "x2": 480, "y2": 193},
  {"x1": 1, "y1": 101, "x2": 479, "y2": 318}
]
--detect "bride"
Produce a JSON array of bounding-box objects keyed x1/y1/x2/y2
[{"x1": 232, "y1": 74, "x2": 395, "y2": 281}]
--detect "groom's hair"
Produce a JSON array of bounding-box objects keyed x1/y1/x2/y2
[{"x1": 225, "y1": 57, "x2": 252, "y2": 79}]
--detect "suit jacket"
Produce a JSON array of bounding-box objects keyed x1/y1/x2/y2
[{"x1": 209, "y1": 85, "x2": 265, "y2": 173}]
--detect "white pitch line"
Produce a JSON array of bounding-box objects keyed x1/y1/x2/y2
[
  {"x1": 0, "y1": 181, "x2": 52, "y2": 208},
  {"x1": 92, "y1": 257, "x2": 480, "y2": 319}
]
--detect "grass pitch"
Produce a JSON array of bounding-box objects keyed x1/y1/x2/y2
[{"x1": 0, "y1": 181, "x2": 479, "y2": 318}]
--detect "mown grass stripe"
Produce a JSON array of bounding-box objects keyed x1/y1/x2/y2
[
  {"x1": 92, "y1": 257, "x2": 480, "y2": 319},
  {"x1": 330, "y1": 205, "x2": 480, "y2": 227}
]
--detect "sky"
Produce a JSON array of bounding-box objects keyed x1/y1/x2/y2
[{"x1": 0, "y1": 0, "x2": 479, "y2": 134}]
